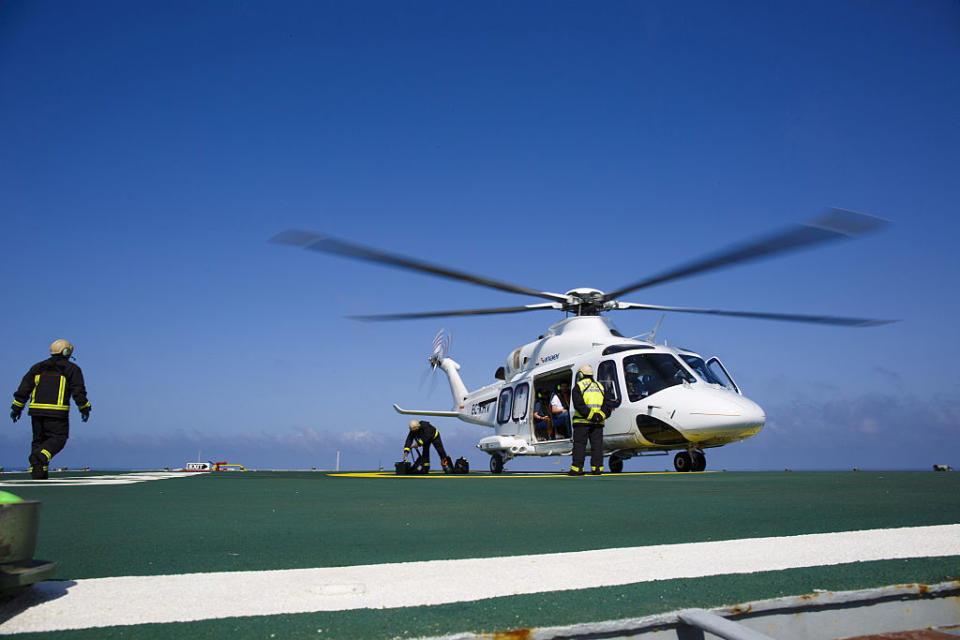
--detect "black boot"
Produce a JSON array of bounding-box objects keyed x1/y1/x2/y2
[{"x1": 29, "y1": 453, "x2": 45, "y2": 480}]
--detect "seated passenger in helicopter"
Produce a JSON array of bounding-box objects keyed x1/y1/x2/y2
[
  {"x1": 550, "y1": 381, "x2": 572, "y2": 438},
  {"x1": 532, "y1": 389, "x2": 553, "y2": 440},
  {"x1": 624, "y1": 354, "x2": 696, "y2": 402},
  {"x1": 625, "y1": 362, "x2": 648, "y2": 399}
]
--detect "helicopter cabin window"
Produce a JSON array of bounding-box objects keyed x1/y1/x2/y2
[
  {"x1": 622, "y1": 354, "x2": 696, "y2": 402},
  {"x1": 596, "y1": 360, "x2": 621, "y2": 408},
  {"x1": 497, "y1": 388, "x2": 513, "y2": 424},
  {"x1": 512, "y1": 383, "x2": 529, "y2": 421},
  {"x1": 679, "y1": 354, "x2": 725, "y2": 386}
]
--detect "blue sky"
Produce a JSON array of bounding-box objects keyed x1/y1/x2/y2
[{"x1": 2, "y1": 1, "x2": 958, "y2": 471}]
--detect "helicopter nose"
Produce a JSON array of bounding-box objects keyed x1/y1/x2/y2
[
  {"x1": 684, "y1": 391, "x2": 765, "y2": 441},
  {"x1": 737, "y1": 396, "x2": 766, "y2": 430}
]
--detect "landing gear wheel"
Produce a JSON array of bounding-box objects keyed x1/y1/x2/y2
[
  {"x1": 692, "y1": 451, "x2": 706, "y2": 472},
  {"x1": 489, "y1": 453, "x2": 504, "y2": 474},
  {"x1": 674, "y1": 451, "x2": 693, "y2": 472},
  {"x1": 608, "y1": 455, "x2": 624, "y2": 474}
]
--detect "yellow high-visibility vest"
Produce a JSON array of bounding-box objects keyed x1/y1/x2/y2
[{"x1": 573, "y1": 378, "x2": 605, "y2": 424}]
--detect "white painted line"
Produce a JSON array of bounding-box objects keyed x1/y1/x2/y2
[
  {"x1": 1, "y1": 524, "x2": 958, "y2": 634},
  {"x1": 0, "y1": 472, "x2": 204, "y2": 487}
]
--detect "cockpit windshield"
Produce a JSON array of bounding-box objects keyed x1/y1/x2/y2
[
  {"x1": 622, "y1": 353, "x2": 696, "y2": 402},
  {"x1": 680, "y1": 354, "x2": 725, "y2": 385}
]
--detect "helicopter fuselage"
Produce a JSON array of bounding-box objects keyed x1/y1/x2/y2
[{"x1": 415, "y1": 316, "x2": 765, "y2": 472}]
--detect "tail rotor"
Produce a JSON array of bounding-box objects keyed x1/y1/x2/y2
[
  {"x1": 420, "y1": 328, "x2": 452, "y2": 396},
  {"x1": 429, "y1": 328, "x2": 452, "y2": 370}
]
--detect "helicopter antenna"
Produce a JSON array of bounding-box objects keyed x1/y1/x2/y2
[
  {"x1": 649, "y1": 314, "x2": 665, "y2": 342},
  {"x1": 631, "y1": 314, "x2": 665, "y2": 343}
]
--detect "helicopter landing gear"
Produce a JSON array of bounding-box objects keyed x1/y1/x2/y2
[
  {"x1": 692, "y1": 450, "x2": 706, "y2": 472},
  {"x1": 674, "y1": 450, "x2": 706, "y2": 472},
  {"x1": 608, "y1": 455, "x2": 624, "y2": 474},
  {"x1": 489, "y1": 453, "x2": 505, "y2": 474}
]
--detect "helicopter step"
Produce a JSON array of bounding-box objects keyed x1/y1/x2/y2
[{"x1": 477, "y1": 436, "x2": 534, "y2": 474}]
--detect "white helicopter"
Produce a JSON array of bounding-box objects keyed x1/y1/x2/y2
[{"x1": 272, "y1": 209, "x2": 892, "y2": 473}]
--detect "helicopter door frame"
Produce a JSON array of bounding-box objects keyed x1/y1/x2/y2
[
  {"x1": 511, "y1": 381, "x2": 531, "y2": 438},
  {"x1": 705, "y1": 357, "x2": 741, "y2": 395},
  {"x1": 532, "y1": 367, "x2": 574, "y2": 442},
  {"x1": 495, "y1": 381, "x2": 533, "y2": 438}
]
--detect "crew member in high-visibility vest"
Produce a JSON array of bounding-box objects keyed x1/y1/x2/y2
[
  {"x1": 569, "y1": 365, "x2": 615, "y2": 476},
  {"x1": 10, "y1": 339, "x2": 91, "y2": 479},
  {"x1": 403, "y1": 420, "x2": 452, "y2": 473}
]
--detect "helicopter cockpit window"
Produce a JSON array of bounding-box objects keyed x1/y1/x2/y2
[
  {"x1": 596, "y1": 360, "x2": 621, "y2": 408},
  {"x1": 622, "y1": 353, "x2": 696, "y2": 402},
  {"x1": 512, "y1": 383, "x2": 529, "y2": 421},
  {"x1": 497, "y1": 388, "x2": 513, "y2": 424},
  {"x1": 679, "y1": 354, "x2": 725, "y2": 386}
]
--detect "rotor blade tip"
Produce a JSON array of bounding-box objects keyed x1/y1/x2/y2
[
  {"x1": 811, "y1": 208, "x2": 890, "y2": 237},
  {"x1": 857, "y1": 318, "x2": 899, "y2": 327},
  {"x1": 268, "y1": 230, "x2": 322, "y2": 247}
]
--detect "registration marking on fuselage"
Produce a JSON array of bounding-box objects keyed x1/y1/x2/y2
[{"x1": 1, "y1": 524, "x2": 958, "y2": 634}]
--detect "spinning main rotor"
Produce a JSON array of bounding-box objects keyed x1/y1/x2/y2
[{"x1": 270, "y1": 208, "x2": 893, "y2": 328}]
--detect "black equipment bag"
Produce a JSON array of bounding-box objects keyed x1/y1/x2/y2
[
  {"x1": 410, "y1": 454, "x2": 428, "y2": 474},
  {"x1": 395, "y1": 451, "x2": 429, "y2": 475},
  {"x1": 453, "y1": 457, "x2": 469, "y2": 474}
]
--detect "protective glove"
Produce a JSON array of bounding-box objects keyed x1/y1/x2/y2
[
  {"x1": 402, "y1": 447, "x2": 410, "y2": 461},
  {"x1": 10, "y1": 407, "x2": 21, "y2": 423},
  {"x1": 80, "y1": 408, "x2": 91, "y2": 422}
]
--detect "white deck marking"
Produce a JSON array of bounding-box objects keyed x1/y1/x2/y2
[
  {"x1": 0, "y1": 472, "x2": 204, "y2": 487},
  {"x1": 1, "y1": 523, "x2": 958, "y2": 633}
]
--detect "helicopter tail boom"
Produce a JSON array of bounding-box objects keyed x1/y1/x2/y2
[
  {"x1": 436, "y1": 357, "x2": 469, "y2": 406},
  {"x1": 391, "y1": 404, "x2": 459, "y2": 417}
]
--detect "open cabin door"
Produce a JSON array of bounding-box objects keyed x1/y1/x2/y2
[
  {"x1": 532, "y1": 369, "x2": 573, "y2": 442},
  {"x1": 705, "y1": 357, "x2": 741, "y2": 394}
]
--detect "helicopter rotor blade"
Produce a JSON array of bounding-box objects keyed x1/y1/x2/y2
[
  {"x1": 615, "y1": 302, "x2": 895, "y2": 327},
  {"x1": 347, "y1": 303, "x2": 561, "y2": 322},
  {"x1": 270, "y1": 230, "x2": 569, "y2": 304},
  {"x1": 604, "y1": 209, "x2": 888, "y2": 301}
]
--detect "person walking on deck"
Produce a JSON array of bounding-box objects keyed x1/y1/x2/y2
[{"x1": 10, "y1": 339, "x2": 91, "y2": 479}]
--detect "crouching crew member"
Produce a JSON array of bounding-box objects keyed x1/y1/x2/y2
[
  {"x1": 10, "y1": 339, "x2": 91, "y2": 479},
  {"x1": 569, "y1": 365, "x2": 615, "y2": 476},
  {"x1": 403, "y1": 420, "x2": 452, "y2": 473}
]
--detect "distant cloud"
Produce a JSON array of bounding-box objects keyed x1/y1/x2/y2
[
  {"x1": 749, "y1": 390, "x2": 960, "y2": 469},
  {"x1": 0, "y1": 422, "x2": 481, "y2": 472},
  {"x1": 3, "y1": 393, "x2": 956, "y2": 472}
]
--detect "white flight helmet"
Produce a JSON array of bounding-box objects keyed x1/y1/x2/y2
[{"x1": 409, "y1": 420, "x2": 421, "y2": 431}]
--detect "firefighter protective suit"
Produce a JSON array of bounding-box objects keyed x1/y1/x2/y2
[
  {"x1": 11, "y1": 354, "x2": 91, "y2": 479},
  {"x1": 404, "y1": 420, "x2": 451, "y2": 472}
]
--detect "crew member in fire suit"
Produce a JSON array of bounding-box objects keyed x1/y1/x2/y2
[
  {"x1": 11, "y1": 339, "x2": 91, "y2": 479},
  {"x1": 569, "y1": 365, "x2": 615, "y2": 476},
  {"x1": 403, "y1": 420, "x2": 452, "y2": 473}
]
